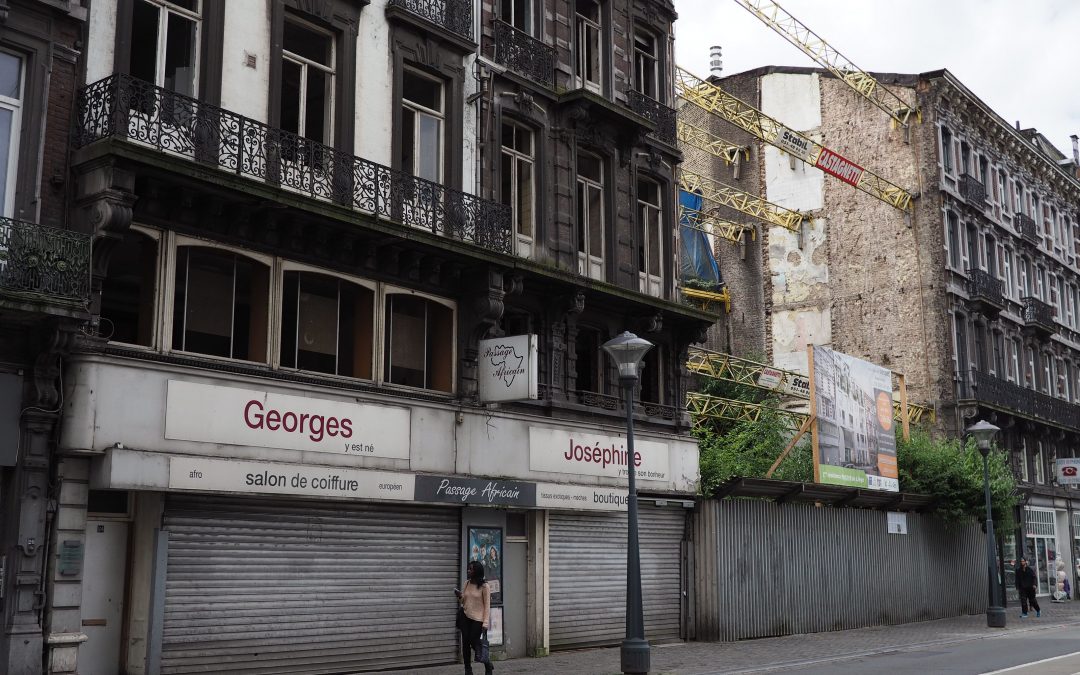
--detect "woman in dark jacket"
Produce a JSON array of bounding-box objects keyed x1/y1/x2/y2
[{"x1": 1015, "y1": 557, "x2": 1041, "y2": 618}]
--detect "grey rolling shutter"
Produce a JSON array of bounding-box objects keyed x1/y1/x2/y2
[
  {"x1": 160, "y1": 496, "x2": 460, "y2": 674},
  {"x1": 548, "y1": 506, "x2": 684, "y2": 650}
]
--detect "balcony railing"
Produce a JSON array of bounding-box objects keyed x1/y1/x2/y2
[
  {"x1": 959, "y1": 173, "x2": 986, "y2": 207},
  {"x1": 1021, "y1": 296, "x2": 1056, "y2": 335},
  {"x1": 1017, "y1": 213, "x2": 1039, "y2": 244},
  {"x1": 626, "y1": 90, "x2": 677, "y2": 147},
  {"x1": 957, "y1": 369, "x2": 1080, "y2": 431},
  {"x1": 492, "y1": 20, "x2": 556, "y2": 88},
  {"x1": 965, "y1": 268, "x2": 1004, "y2": 315},
  {"x1": 387, "y1": 0, "x2": 473, "y2": 42},
  {"x1": 74, "y1": 75, "x2": 512, "y2": 254},
  {"x1": 0, "y1": 217, "x2": 90, "y2": 306}
]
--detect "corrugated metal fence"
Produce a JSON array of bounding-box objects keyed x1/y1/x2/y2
[{"x1": 694, "y1": 499, "x2": 987, "y2": 641}]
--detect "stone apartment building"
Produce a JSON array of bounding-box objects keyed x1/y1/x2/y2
[
  {"x1": 694, "y1": 64, "x2": 1080, "y2": 603},
  {"x1": 11, "y1": 0, "x2": 713, "y2": 673}
]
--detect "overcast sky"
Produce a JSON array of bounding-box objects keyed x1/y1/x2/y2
[{"x1": 674, "y1": 0, "x2": 1080, "y2": 158}]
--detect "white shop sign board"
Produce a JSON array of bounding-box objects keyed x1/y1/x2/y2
[
  {"x1": 529, "y1": 427, "x2": 670, "y2": 481},
  {"x1": 887, "y1": 511, "x2": 908, "y2": 535},
  {"x1": 477, "y1": 334, "x2": 538, "y2": 402},
  {"x1": 164, "y1": 380, "x2": 410, "y2": 459},
  {"x1": 1056, "y1": 458, "x2": 1080, "y2": 485}
]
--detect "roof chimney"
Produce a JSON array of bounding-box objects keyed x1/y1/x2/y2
[
  {"x1": 1072, "y1": 134, "x2": 1079, "y2": 164},
  {"x1": 709, "y1": 45, "x2": 723, "y2": 78}
]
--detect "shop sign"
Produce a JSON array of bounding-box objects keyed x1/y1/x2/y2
[
  {"x1": 535, "y1": 482, "x2": 627, "y2": 511},
  {"x1": 814, "y1": 148, "x2": 864, "y2": 187},
  {"x1": 528, "y1": 427, "x2": 670, "y2": 481},
  {"x1": 164, "y1": 380, "x2": 410, "y2": 459},
  {"x1": 477, "y1": 335, "x2": 538, "y2": 403},
  {"x1": 1056, "y1": 458, "x2": 1080, "y2": 485},
  {"x1": 415, "y1": 475, "x2": 536, "y2": 506},
  {"x1": 887, "y1": 511, "x2": 908, "y2": 535},
  {"x1": 168, "y1": 456, "x2": 416, "y2": 501},
  {"x1": 776, "y1": 125, "x2": 814, "y2": 162},
  {"x1": 756, "y1": 367, "x2": 810, "y2": 398}
]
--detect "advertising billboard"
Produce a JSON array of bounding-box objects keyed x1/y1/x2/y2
[
  {"x1": 1056, "y1": 458, "x2": 1080, "y2": 485},
  {"x1": 812, "y1": 346, "x2": 899, "y2": 492}
]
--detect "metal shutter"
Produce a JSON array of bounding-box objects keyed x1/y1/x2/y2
[
  {"x1": 549, "y1": 506, "x2": 685, "y2": 650},
  {"x1": 160, "y1": 496, "x2": 460, "y2": 674}
]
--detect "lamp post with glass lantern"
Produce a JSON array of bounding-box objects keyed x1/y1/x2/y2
[
  {"x1": 601, "y1": 331, "x2": 654, "y2": 674},
  {"x1": 968, "y1": 419, "x2": 1006, "y2": 628}
]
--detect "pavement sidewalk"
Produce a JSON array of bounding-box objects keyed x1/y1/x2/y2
[{"x1": 382, "y1": 600, "x2": 1080, "y2": 675}]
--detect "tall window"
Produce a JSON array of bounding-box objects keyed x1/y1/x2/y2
[
  {"x1": 965, "y1": 224, "x2": 978, "y2": 270},
  {"x1": 1019, "y1": 257, "x2": 1031, "y2": 297},
  {"x1": 172, "y1": 246, "x2": 270, "y2": 362},
  {"x1": 1015, "y1": 183, "x2": 1024, "y2": 216},
  {"x1": 992, "y1": 331, "x2": 1005, "y2": 377},
  {"x1": 130, "y1": 0, "x2": 200, "y2": 96},
  {"x1": 280, "y1": 270, "x2": 373, "y2": 378},
  {"x1": 383, "y1": 292, "x2": 453, "y2": 392},
  {"x1": 998, "y1": 169, "x2": 1009, "y2": 211},
  {"x1": 102, "y1": 228, "x2": 160, "y2": 347},
  {"x1": 1024, "y1": 346, "x2": 1036, "y2": 388},
  {"x1": 0, "y1": 51, "x2": 22, "y2": 217},
  {"x1": 953, "y1": 314, "x2": 967, "y2": 373},
  {"x1": 984, "y1": 234, "x2": 996, "y2": 276},
  {"x1": 979, "y1": 156, "x2": 989, "y2": 186},
  {"x1": 946, "y1": 211, "x2": 960, "y2": 269},
  {"x1": 281, "y1": 17, "x2": 334, "y2": 144},
  {"x1": 1034, "y1": 441, "x2": 1045, "y2": 484},
  {"x1": 1003, "y1": 248, "x2": 1013, "y2": 299},
  {"x1": 400, "y1": 69, "x2": 444, "y2": 183},
  {"x1": 574, "y1": 0, "x2": 602, "y2": 93},
  {"x1": 574, "y1": 328, "x2": 602, "y2": 393},
  {"x1": 500, "y1": 121, "x2": 535, "y2": 256},
  {"x1": 940, "y1": 127, "x2": 952, "y2": 173},
  {"x1": 576, "y1": 152, "x2": 605, "y2": 280},
  {"x1": 498, "y1": 0, "x2": 532, "y2": 33},
  {"x1": 1009, "y1": 338, "x2": 1020, "y2": 383},
  {"x1": 633, "y1": 30, "x2": 659, "y2": 99},
  {"x1": 1018, "y1": 437, "x2": 1030, "y2": 483},
  {"x1": 640, "y1": 346, "x2": 663, "y2": 404},
  {"x1": 960, "y1": 142, "x2": 970, "y2": 175},
  {"x1": 637, "y1": 178, "x2": 663, "y2": 297}
]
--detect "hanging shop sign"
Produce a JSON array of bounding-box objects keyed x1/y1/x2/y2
[
  {"x1": 1056, "y1": 458, "x2": 1080, "y2": 485},
  {"x1": 528, "y1": 427, "x2": 670, "y2": 481},
  {"x1": 415, "y1": 475, "x2": 537, "y2": 507},
  {"x1": 477, "y1": 334, "x2": 538, "y2": 403},
  {"x1": 164, "y1": 380, "x2": 410, "y2": 459},
  {"x1": 814, "y1": 148, "x2": 865, "y2": 187}
]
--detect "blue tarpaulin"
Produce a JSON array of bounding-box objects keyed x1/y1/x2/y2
[{"x1": 679, "y1": 189, "x2": 723, "y2": 286}]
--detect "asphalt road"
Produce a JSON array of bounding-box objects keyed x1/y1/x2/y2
[{"x1": 783, "y1": 623, "x2": 1080, "y2": 675}]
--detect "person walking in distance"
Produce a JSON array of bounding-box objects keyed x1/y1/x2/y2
[
  {"x1": 457, "y1": 561, "x2": 494, "y2": 675},
  {"x1": 1015, "y1": 558, "x2": 1041, "y2": 618}
]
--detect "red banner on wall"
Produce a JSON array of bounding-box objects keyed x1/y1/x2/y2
[{"x1": 815, "y1": 148, "x2": 865, "y2": 186}]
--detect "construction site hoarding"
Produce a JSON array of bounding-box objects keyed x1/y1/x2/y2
[{"x1": 811, "y1": 346, "x2": 899, "y2": 492}]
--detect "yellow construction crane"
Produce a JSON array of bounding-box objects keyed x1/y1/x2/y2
[
  {"x1": 679, "y1": 169, "x2": 805, "y2": 232},
  {"x1": 733, "y1": 0, "x2": 919, "y2": 127},
  {"x1": 687, "y1": 391, "x2": 808, "y2": 428},
  {"x1": 685, "y1": 346, "x2": 936, "y2": 426},
  {"x1": 675, "y1": 66, "x2": 915, "y2": 212},
  {"x1": 677, "y1": 119, "x2": 749, "y2": 167},
  {"x1": 679, "y1": 205, "x2": 753, "y2": 245}
]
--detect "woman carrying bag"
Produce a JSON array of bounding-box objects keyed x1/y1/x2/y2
[{"x1": 456, "y1": 560, "x2": 494, "y2": 675}]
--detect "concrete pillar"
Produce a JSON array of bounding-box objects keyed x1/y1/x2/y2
[
  {"x1": 43, "y1": 456, "x2": 90, "y2": 674},
  {"x1": 526, "y1": 509, "x2": 548, "y2": 657}
]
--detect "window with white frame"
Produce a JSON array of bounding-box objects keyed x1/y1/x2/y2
[
  {"x1": 171, "y1": 244, "x2": 270, "y2": 362},
  {"x1": 280, "y1": 268, "x2": 374, "y2": 379},
  {"x1": 946, "y1": 211, "x2": 961, "y2": 269},
  {"x1": 383, "y1": 291, "x2": 454, "y2": 392},
  {"x1": 1018, "y1": 437, "x2": 1029, "y2": 482},
  {"x1": 1024, "y1": 345, "x2": 1036, "y2": 388},
  {"x1": 129, "y1": 0, "x2": 200, "y2": 96},
  {"x1": 1019, "y1": 256, "x2": 1030, "y2": 298},
  {"x1": 1016, "y1": 182, "x2": 1024, "y2": 216},
  {"x1": 1034, "y1": 441, "x2": 1045, "y2": 484},
  {"x1": 1002, "y1": 248, "x2": 1013, "y2": 299},
  {"x1": 1043, "y1": 353, "x2": 1052, "y2": 395},
  {"x1": 1036, "y1": 265, "x2": 1046, "y2": 300},
  {"x1": 940, "y1": 127, "x2": 953, "y2": 174},
  {"x1": 0, "y1": 50, "x2": 22, "y2": 218},
  {"x1": 280, "y1": 17, "x2": 334, "y2": 144},
  {"x1": 992, "y1": 331, "x2": 1005, "y2": 377},
  {"x1": 500, "y1": 121, "x2": 535, "y2": 256},
  {"x1": 102, "y1": 227, "x2": 161, "y2": 347},
  {"x1": 633, "y1": 29, "x2": 659, "y2": 100},
  {"x1": 1009, "y1": 337, "x2": 1020, "y2": 383},
  {"x1": 574, "y1": 0, "x2": 603, "y2": 93},
  {"x1": 998, "y1": 169, "x2": 1009, "y2": 211},
  {"x1": 576, "y1": 152, "x2": 605, "y2": 280},
  {"x1": 637, "y1": 178, "x2": 663, "y2": 297},
  {"x1": 498, "y1": 0, "x2": 533, "y2": 34},
  {"x1": 960, "y1": 142, "x2": 971, "y2": 175},
  {"x1": 400, "y1": 69, "x2": 444, "y2": 183},
  {"x1": 965, "y1": 223, "x2": 978, "y2": 271}
]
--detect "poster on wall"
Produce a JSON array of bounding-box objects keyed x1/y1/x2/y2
[
  {"x1": 811, "y1": 346, "x2": 899, "y2": 492},
  {"x1": 468, "y1": 527, "x2": 503, "y2": 606},
  {"x1": 487, "y1": 607, "x2": 504, "y2": 646}
]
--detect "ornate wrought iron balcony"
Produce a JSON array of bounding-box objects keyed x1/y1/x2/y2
[
  {"x1": 965, "y1": 268, "x2": 1004, "y2": 316},
  {"x1": 957, "y1": 369, "x2": 1080, "y2": 431},
  {"x1": 1016, "y1": 213, "x2": 1039, "y2": 244},
  {"x1": 626, "y1": 90, "x2": 677, "y2": 147},
  {"x1": 387, "y1": 0, "x2": 474, "y2": 42},
  {"x1": 492, "y1": 20, "x2": 555, "y2": 88},
  {"x1": 959, "y1": 173, "x2": 986, "y2": 208},
  {"x1": 0, "y1": 217, "x2": 90, "y2": 307},
  {"x1": 74, "y1": 75, "x2": 511, "y2": 254},
  {"x1": 1021, "y1": 296, "x2": 1056, "y2": 336}
]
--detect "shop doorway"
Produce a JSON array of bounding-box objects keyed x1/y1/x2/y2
[
  {"x1": 1025, "y1": 507, "x2": 1057, "y2": 596},
  {"x1": 79, "y1": 519, "x2": 129, "y2": 675}
]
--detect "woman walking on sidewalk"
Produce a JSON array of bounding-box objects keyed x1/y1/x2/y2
[
  {"x1": 458, "y1": 560, "x2": 494, "y2": 675},
  {"x1": 1015, "y1": 558, "x2": 1041, "y2": 618}
]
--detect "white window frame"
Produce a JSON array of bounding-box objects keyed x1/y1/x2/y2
[
  {"x1": 576, "y1": 152, "x2": 605, "y2": 280},
  {"x1": 0, "y1": 49, "x2": 22, "y2": 218},
  {"x1": 282, "y1": 15, "x2": 336, "y2": 145},
  {"x1": 103, "y1": 224, "x2": 166, "y2": 350},
  {"x1": 498, "y1": 0, "x2": 533, "y2": 34},
  {"x1": 163, "y1": 233, "x2": 274, "y2": 364},
  {"x1": 1002, "y1": 248, "x2": 1013, "y2": 299},
  {"x1": 1009, "y1": 338, "x2": 1020, "y2": 383},
  {"x1": 500, "y1": 120, "x2": 536, "y2": 258},
  {"x1": 137, "y1": 0, "x2": 202, "y2": 93},
  {"x1": 380, "y1": 286, "x2": 456, "y2": 394},
  {"x1": 276, "y1": 260, "x2": 377, "y2": 379},
  {"x1": 637, "y1": 177, "x2": 663, "y2": 297},
  {"x1": 574, "y1": 0, "x2": 603, "y2": 94},
  {"x1": 401, "y1": 67, "x2": 445, "y2": 184},
  {"x1": 633, "y1": 29, "x2": 659, "y2": 100}
]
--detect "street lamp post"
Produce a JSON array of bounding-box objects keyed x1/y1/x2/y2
[
  {"x1": 968, "y1": 419, "x2": 1006, "y2": 628},
  {"x1": 602, "y1": 331, "x2": 654, "y2": 675}
]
